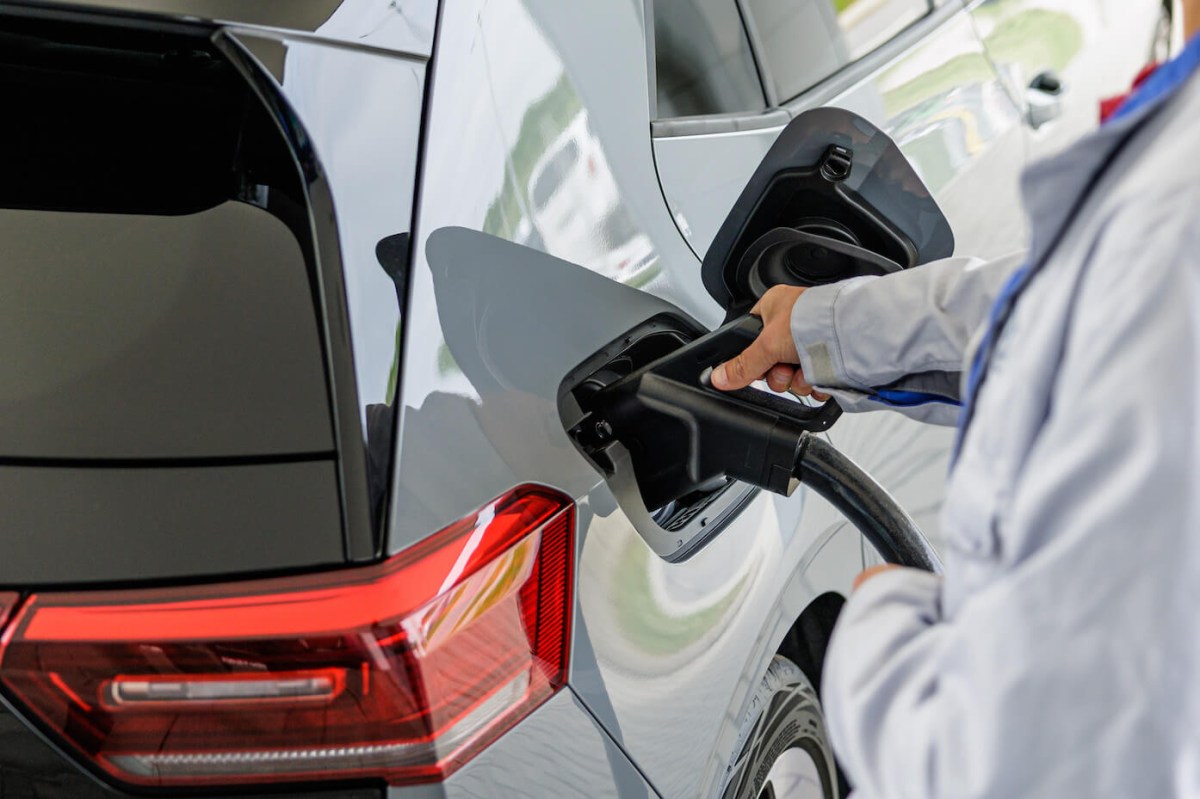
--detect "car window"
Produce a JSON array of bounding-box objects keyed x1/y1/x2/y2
[
  {"x1": 653, "y1": 0, "x2": 766, "y2": 117},
  {"x1": 744, "y1": 0, "x2": 931, "y2": 102}
]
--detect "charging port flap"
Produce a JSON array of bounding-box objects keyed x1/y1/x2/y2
[{"x1": 701, "y1": 107, "x2": 955, "y2": 316}]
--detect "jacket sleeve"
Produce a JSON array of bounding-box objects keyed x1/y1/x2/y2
[
  {"x1": 791, "y1": 253, "x2": 1022, "y2": 425},
  {"x1": 818, "y1": 195, "x2": 1200, "y2": 797}
]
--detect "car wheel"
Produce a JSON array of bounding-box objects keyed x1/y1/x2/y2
[
  {"x1": 1151, "y1": 2, "x2": 1174, "y2": 64},
  {"x1": 720, "y1": 655, "x2": 838, "y2": 799}
]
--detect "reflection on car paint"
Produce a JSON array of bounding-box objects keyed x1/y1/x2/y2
[{"x1": 481, "y1": 76, "x2": 661, "y2": 289}]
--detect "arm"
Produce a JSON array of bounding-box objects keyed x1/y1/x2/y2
[
  {"x1": 820, "y1": 198, "x2": 1200, "y2": 797},
  {"x1": 713, "y1": 253, "x2": 1021, "y2": 426},
  {"x1": 793, "y1": 253, "x2": 1021, "y2": 399}
]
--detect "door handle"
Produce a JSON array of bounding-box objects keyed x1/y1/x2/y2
[{"x1": 1026, "y1": 69, "x2": 1066, "y2": 130}]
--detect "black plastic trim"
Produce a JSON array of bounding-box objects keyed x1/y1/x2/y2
[
  {"x1": 0, "y1": 0, "x2": 217, "y2": 36},
  {"x1": 560, "y1": 313, "x2": 838, "y2": 562},
  {"x1": 0, "y1": 451, "x2": 334, "y2": 469},
  {"x1": 641, "y1": 0, "x2": 658, "y2": 120},
  {"x1": 213, "y1": 31, "x2": 375, "y2": 564},
  {"x1": 733, "y1": 0, "x2": 777, "y2": 107}
]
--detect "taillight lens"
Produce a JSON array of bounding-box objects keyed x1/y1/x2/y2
[{"x1": 0, "y1": 485, "x2": 574, "y2": 788}]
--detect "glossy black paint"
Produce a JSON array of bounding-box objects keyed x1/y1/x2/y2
[
  {"x1": 0, "y1": 4, "x2": 428, "y2": 793},
  {"x1": 0, "y1": 461, "x2": 344, "y2": 584}
]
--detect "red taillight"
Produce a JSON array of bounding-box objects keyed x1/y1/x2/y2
[{"x1": 0, "y1": 485, "x2": 574, "y2": 788}]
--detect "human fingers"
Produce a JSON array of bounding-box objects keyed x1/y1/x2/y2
[
  {"x1": 750, "y1": 284, "x2": 807, "y2": 323},
  {"x1": 767, "y1": 365, "x2": 796, "y2": 393},
  {"x1": 714, "y1": 287, "x2": 806, "y2": 391},
  {"x1": 852, "y1": 564, "x2": 901, "y2": 591},
  {"x1": 785, "y1": 368, "x2": 832, "y2": 402},
  {"x1": 789, "y1": 368, "x2": 816, "y2": 397},
  {"x1": 711, "y1": 334, "x2": 777, "y2": 391}
]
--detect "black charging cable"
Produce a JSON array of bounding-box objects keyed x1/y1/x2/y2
[{"x1": 794, "y1": 434, "x2": 942, "y2": 573}]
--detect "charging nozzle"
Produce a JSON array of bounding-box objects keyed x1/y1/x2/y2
[{"x1": 565, "y1": 315, "x2": 840, "y2": 512}]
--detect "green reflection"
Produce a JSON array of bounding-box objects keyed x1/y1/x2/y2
[
  {"x1": 884, "y1": 53, "x2": 994, "y2": 117},
  {"x1": 483, "y1": 73, "x2": 581, "y2": 242},
  {"x1": 983, "y1": 8, "x2": 1084, "y2": 76},
  {"x1": 612, "y1": 534, "x2": 751, "y2": 656},
  {"x1": 436, "y1": 340, "x2": 460, "y2": 377}
]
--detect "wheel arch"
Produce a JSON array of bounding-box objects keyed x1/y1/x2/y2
[{"x1": 777, "y1": 591, "x2": 846, "y2": 697}]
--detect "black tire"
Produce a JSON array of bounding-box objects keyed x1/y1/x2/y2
[{"x1": 719, "y1": 655, "x2": 838, "y2": 799}]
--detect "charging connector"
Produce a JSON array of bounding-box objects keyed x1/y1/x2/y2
[{"x1": 561, "y1": 314, "x2": 940, "y2": 570}]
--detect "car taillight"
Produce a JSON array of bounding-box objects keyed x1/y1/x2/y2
[{"x1": 0, "y1": 485, "x2": 574, "y2": 789}]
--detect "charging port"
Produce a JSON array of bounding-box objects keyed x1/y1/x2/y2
[
  {"x1": 563, "y1": 314, "x2": 701, "y2": 470},
  {"x1": 559, "y1": 314, "x2": 754, "y2": 558}
]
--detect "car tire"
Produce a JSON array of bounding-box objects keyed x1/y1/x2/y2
[{"x1": 719, "y1": 655, "x2": 839, "y2": 799}]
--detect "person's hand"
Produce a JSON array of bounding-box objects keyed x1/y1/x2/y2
[
  {"x1": 710, "y1": 285, "x2": 829, "y2": 399},
  {"x1": 853, "y1": 564, "x2": 902, "y2": 591}
]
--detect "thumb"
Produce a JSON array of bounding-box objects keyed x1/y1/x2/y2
[{"x1": 712, "y1": 337, "x2": 775, "y2": 391}]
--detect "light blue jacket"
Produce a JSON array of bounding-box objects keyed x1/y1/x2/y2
[{"x1": 791, "y1": 57, "x2": 1200, "y2": 798}]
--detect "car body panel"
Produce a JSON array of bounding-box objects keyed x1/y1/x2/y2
[
  {"x1": 653, "y1": 5, "x2": 1028, "y2": 287},
  {"x1": 232, "y1": 30, "x2": 425, "y2": 428},
  {"x1": 389, "y1": 0, "x2": 727, "y2": 556},
  {"x1": 572, "y1": 493, "x2": 868, "y2": 797},
  {"x1": 434, "y1": 690, "x2": 657, "y2": 799}
]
